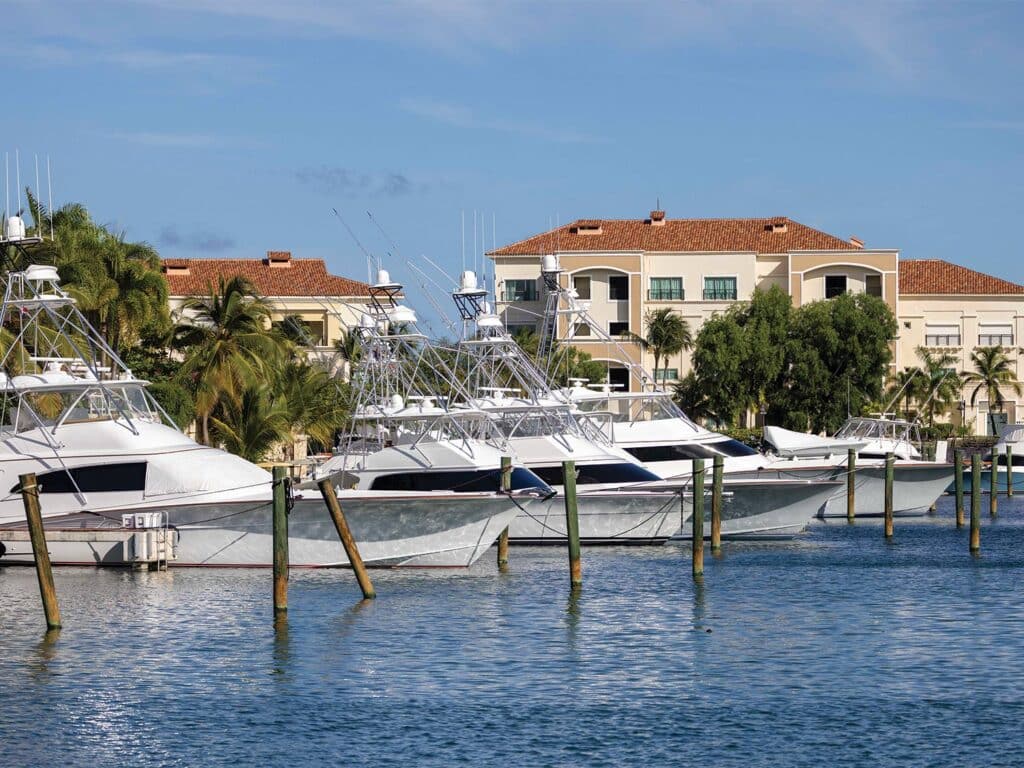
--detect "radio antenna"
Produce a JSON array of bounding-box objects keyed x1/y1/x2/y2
[{"x1": 332, "y1": 207, "x2": 375, "y2": 283}]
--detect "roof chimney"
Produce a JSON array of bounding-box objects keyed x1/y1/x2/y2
[
  {"x1": 572, "y1": 220, "x2": 603, "y2": 235},
  {"x1": 162, "y1": 258, "x2": 191, "y2": 275},
  {"x1": 764, "y1": 219, "x2": 788, "y2": 233},
  {"x1": 265, "y1": 250, "x2": 292, "y2": 267},
  {"x1": 648, "y1": 210, "x2": 666, "y2": 226},
  {"x1": 849, "y1": 236, "x2": 864, "y2": 248}
]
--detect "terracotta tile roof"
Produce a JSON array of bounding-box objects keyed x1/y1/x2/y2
[
  {"x1": 489, "y1": 216, "x2": 862, "y2": 255},
  {"x1": 162, "y1": 256, "x2": 372, "y2": 297},
  {"x1": 899, "y1": 259, "x2": 1024, "y2": 295}
]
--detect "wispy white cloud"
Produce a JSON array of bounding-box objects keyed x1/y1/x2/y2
[
  {"x1": 159, "y1": 224, "x2": 235, "y2": 252},
  {"x1": 400, "y1": 98, "x2": 606, "y2": 145}
]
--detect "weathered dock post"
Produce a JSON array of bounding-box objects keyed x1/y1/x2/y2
[
  {"x1": 272, "y1": 466, "x2": 289, "y2": 615},
  {"x1": 20, "y1": 473, "x2": 61, "y2": 631},
  {"x1": 692, "y1": 459, "x2": 705, "y2": 580},
  {"x1": 989, "y1": 454, "x2": 998, "y2": 517},
  {"x1": 954, "y1": 450, "x2": 965, "y2": 528},
  {"x1": 497, "y1": 456, "x2": 512, "y2": 569},
  {"x1": 970, "y1": 454, "x2": 982, "y2": 554},
  {"x1": 884, "y1": 452, "x2": 895, "y2": 539},
  {"x1": 562, "y1": 460, "x2": 582, "y2": 588},
  {"x1": 711, "y1": 455, "x2": 723, "y2": 553},
  {"x1": 1007, "y1": 446, "x2": 1014, "y2": 499},
  {"x1": 846, "y1": 448, "x2": 857, "y2": 523},
  {"x1": 318, "y1": 478, "x2": 375, "y2": 600}
]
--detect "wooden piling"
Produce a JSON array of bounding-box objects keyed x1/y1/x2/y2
[
  {"x1": 954, "y1": 450, "x2": 964, "y2": 528},
  {"x1": 989, "y1": 453, "x2": 998, "y2": 517},
  {"x1": 846, "y1": 448, "x2": 857, "y2": 523},
  {"x1": 318, "y1": 478, "x2": 375, "y2": 600},
  {"x1": 884, "y1": 452, "x2": 895, "y2": 539},
  {"x1": 1006, "y1": 446, "x2": 1014, "y2": 499},
  {"x1": 692, "y1": 459, "x2": 705, "y2": 579},
  {"x1": 497, "y1": 456, "x2": 512, "y2": 568},
  {"x1": 562, "y1": 460, "x2": 582, "y2": 588},
  {"x1": 272, "y1": 466, "x2": 289, "y2": 614},
  {"x1": 710, "y1": 455, "x2": 723, "y2": 552},
  {"x1": 970, "y1": 454, "x2": 981, "y2": 553},
  {"x1": 20, "y1": 473, "x2": 61, "y2": 631}
]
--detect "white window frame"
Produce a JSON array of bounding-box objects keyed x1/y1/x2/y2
[
  {"x1": 824, "y1": 274, "x2": 849, "y2": 300},
  {"x1": 702, "y1": 274, "x2": 738, "y2": 301},
  {"x1": 607, "y1": 274, "x2": 630, "y2": 302}
]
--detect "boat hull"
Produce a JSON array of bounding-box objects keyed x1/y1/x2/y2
[
  {"x1": 945, "y1": 468, "x2": 1024, "y2": 495},
  {"x1": 0, "y1": 493, "x2": 522, "y2": 568},
  {"x1": 507, "y1": 489, "x2": 682, "y2": 544},
  {"x1": 674, "y1": 479, "x2": 834, "y2": 540}
]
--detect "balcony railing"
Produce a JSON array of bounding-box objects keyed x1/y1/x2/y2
[
  {"x1": 925, "y1": 335, "x2": 961, "y2": 346},
  {"x1": 703, "y1": 288, "x2": 737, "y2": 301},
  {"x1": 648, "y1": 288, "x2": 684, "y2": 301},
  {"x1": 978, "y1": 335, "x2": 1014, "y2": 346}
]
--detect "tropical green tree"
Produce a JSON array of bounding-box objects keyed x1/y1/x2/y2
[
  {"x1": 627, "y1": 307, "x2": 693, "y2": 390},
  {"x1": 173, "y1": 276, "x2": 287, "y2": 444},
  {"x1": 690, "y1": 313, "x2": 749, "y2": 425},
  {"x1": 210, "y1": 385, "x2": 291, "y2": 463},
  {"x1": 962, "y1": 346, "x2": 1022, "y2": 435},
  {"x1": 777, "y1": 293, "x2": 897, "y2": 432},
  {"x1": 913, "y1": 347, "x2": 961, "y2": 426},
  {"x1": 885, "y1": 367, "x2": 925, "y2": 420}
]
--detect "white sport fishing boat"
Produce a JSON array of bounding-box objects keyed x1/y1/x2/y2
[
  {"x1": 527, "y1": 255, "x2": 842, "y2": 535},
  {"x1": 450, "y1": 268, "x2": 839, "y2": 540},
  {"x1": 0, "y1": 233, "x2": 538, "y2": 567}
]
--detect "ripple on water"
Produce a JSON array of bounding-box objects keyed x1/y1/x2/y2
[{"x1": 2, "y1": 495, "x2": 1024, "y2": 766}]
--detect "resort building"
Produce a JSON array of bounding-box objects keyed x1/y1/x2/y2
[
  {"x1": 162, "y1": 250, "x2": 372, "y2": 353},
  {"x1": 489, "y1": 211, "x2": 1024, "y2": 432}
]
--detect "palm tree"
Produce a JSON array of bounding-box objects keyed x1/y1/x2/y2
[
  {"x1": 277, "y1": 360, "x2": 349, "y2": 451},
  {"x1": 914, "y1": 347, "x2": 961, "y2": 426},
  {"x1": 886, "y1": 367, "x2": 923, "y2": 420},
  {"x1": 962, "y1": 346, "x2": 1023, "y2": 435},
  {"x1": 173, "y1": 276, "x2": 287, "y2": 444},
  {"x1": 210, "y1": 385, "x2": 291, "y2": 463},
  {"x1": 628, "y1": 308, "x2": 693, "y2": 390}
]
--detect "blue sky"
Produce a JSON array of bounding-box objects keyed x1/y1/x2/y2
[{"x1": 5, "y1": 1, "x2": 1024, "y2": 328}]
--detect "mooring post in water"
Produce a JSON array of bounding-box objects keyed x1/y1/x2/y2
[
  {"x1": 692, "y1": 459, "x2": 705, "y2": 580},
  {"x1": 20, "y1": 473, "x2": 61, "y2": 631},
  {"x1": 318, "y1": 478, "x2": 375, "y2": 600},
  {"x1": 970, "y1": 454, "x2": 982, "y2": 554},
  {"x1": 497, "y1": 456, "x2": 512, "y2": 569},
  {"x1": 272, "y1": 466, "x2": 289, "y2": 614},
  {"x1": 989, "y1": 453, "x2": 998, "y2": 517},
  {"x1": 884, "y1": 452, "x2": 895, "y2": 539},
  {"x1": 1007, "y1": 446, "x2": 1014, "y2": 499},
  {"x1": 954, "y1": 450, "x2": 965, "y2": 528},
  {"x1": 711, "y1": 455, "x2": 723, "y2": 553},
  {"x1": 847, "y1": 448, "x2": 857, "y2": 523},
  {"x1": 562, "y1": 460, "x2": 582, "y2": 588}
]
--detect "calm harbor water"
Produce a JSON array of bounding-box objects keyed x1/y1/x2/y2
[{"x1": 3, "y1": 496, "x2": 1024, "y2": 767}]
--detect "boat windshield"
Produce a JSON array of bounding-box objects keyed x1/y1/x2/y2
[
  {"x1": 574, "y1": 393, "x2": 686, "y2": 424},
  {"x1": 1, "y1": 383, "x2": 164, "y2": 434}
]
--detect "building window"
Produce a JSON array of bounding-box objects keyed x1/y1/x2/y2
[
  {"x1": 825, "y1": 275, "x2": 848, "y2": 299},
  {"x1": 925, "y1": 324, "x2": 961, "y2": 346},
  {"x1": 703, "y1": 276, "x2": 737, "y2": 301},
  {"x1": 649, "y1": 277, "x2": 683, "y2": 301},
  {"x1": 978, "y1": 325, "x2": 1014, "y2": 346},
  {"x1": 504, "y1": 279, "x2": 537, "y2": 302},
  {"x1": 572, "y1": 323, "x2": 592, "y2": 337},
  {"x1": 609, "y1": 321, "x2": 630, "y2": 336},
  {"x1": 573, "y1": 276, "x2": 591, "y2": 300},
  {"x1": 865, "y1": 274, "x2": 882, "y2": 298},
  {"x1": 608, "y1": 275, "x2": 629, "y2": 301},
  {"x1": 654, "y1": 368, "x2": 679, "y2": 382}
]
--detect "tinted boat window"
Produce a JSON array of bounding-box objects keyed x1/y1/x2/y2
[
  {"x1": 370, "y1": 467, "x2": 546, "y2": 493},
  {"x1": 10, "y1": 462, "x2": 148, "y2": 494},
  {"x1": 625, "y1": 439, "x2": 757, "y2": 462},
  {"x1": 530, "y1": 462, "x2": 660, "y2": 486}
]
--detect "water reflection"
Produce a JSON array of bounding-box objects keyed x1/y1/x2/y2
[{"x1": 29, "y1": 628, "x2": 61, "y2": 681}]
